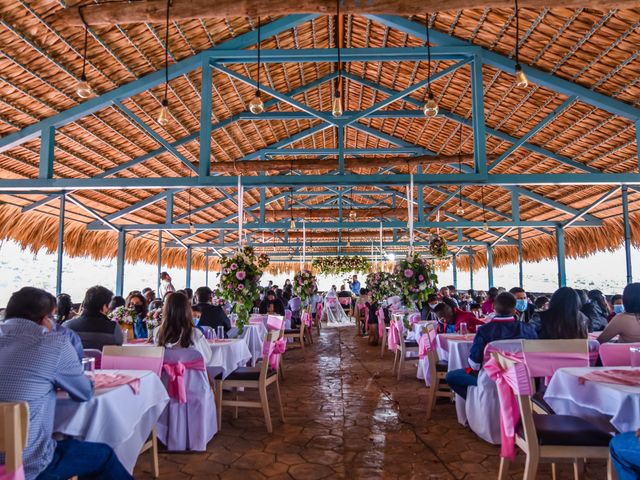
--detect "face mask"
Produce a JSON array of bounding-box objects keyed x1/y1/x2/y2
[
  {"x1": 515, "y1": 299, "x2": 528, "y2": 312},
  {"x1": 192, "y1": 316, "x2": 200, "y2": 325},
  {"x1": 614, "y1": 304, "x2": 625, "y2": 314},
  {"x1": 428, "y1": 303, "x2": 438, "y2": 308},
  {"x1": 133, "y1": 304, "x2": 144, "y2": 314}
]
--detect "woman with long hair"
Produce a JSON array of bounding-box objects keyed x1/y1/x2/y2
[
  {"x1": 126, "y1": 292, "x2": 148, "y2": 339},
  {"x1": 481, "y1": 287, "x2": 499, "y2": 315},
  {"x1": 56, "y1": 293, "x2": 76, "y2": 324},
  {"x1": 537, "y1": 287, "x2": 588, "y2": 340},
  {"x1": 598, "y1": 283, "x2": 640, "y2": 344},
  {"x1": 154, "y1": 292, "x2": 212, "y2": 363},
  {"x1": 581, "y1": 289, "x2": 610, "y2": 332}
]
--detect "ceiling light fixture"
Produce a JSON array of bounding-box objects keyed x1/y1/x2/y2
[
  {"x1": 423, "y1": 15, "x2": 438, "y2": 117},
  {"x1": 249, "y1": 16, "x2": 265, "y2": 114},
  {"x1": 331, "y1": 0, "x2": 344, "y2": 118},
  {"x1": 514, "y1": 0, "x2": 529, "y2": 88},
  {"x1": 157, "y1": 0, "x2": 171, "y2": 126},
  {"x1": 76, "y1": 14, "x2": 93, "y2": 99}
]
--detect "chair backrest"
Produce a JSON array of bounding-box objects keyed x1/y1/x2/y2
[
  {"x1": 261, "y1": 330, "x2": 283, "y2": 376},
  {"x1": 0, "y1": 402, "x2": 28, "y2": 474},
  {"x1": 102, "y1": 345, "x2": 165, "y2": 376},
  {"x1": 339, "y1": 297, "x2": 351, "y2": 306},
  {"x1": 284, "y1": 310, "x2": 292, "y2": 322},
  {"x1": 521, "y1": 339, "x2": 589, "y2": 378},
  {"x1": 599, "y1": 342, "x2": 640, "y2": 366},
  {"x1": 83, "y1": 348, "x2": 103, "y2": 369},
  {"x1": 266, "y1": 315, "x2": 284, "y2": 331}
]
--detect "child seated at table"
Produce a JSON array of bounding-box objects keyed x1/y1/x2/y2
[
  {"x1": 433, "y1": 298, "x2": 484, "y2": 334},
  {"x1": 445, "y1": 292, "x2": 538, "y2": 399},
  {"x1": 154, "y1": 292, "x2": 213, "y2": 364}
]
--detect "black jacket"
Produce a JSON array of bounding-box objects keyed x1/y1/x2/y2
[
  {"x1": 515, "y1": 304, "x2": 537, "y2": 324},
  {"x1": 196, "y1": 303, "x2": 231, "y2": 333},
  {"x1": 63, "y1": 312, "x2": 123, "y2": 350},
  {"x1": 581, "y1": 302, "x2": 609, "y2": 332}
]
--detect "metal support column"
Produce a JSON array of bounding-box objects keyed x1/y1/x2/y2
[
  {"x1": 556, "y1": 226, "x2": 566, "y2": 288},
  {"x1": 157, "y1": 231, "x2": 162, "y2": 295},
  {"x1": 487, "y1": 244, "x2": 494, "y2": 288},
  {"x1": 622, "y1": 185, "x2": 633, "y2": 284},
  {"x1": 205, "y1": 248, "x2": 210, "y2": 286},
  {"x1": 469, "y1": 253, "x2": 474, "y2": 290},
  {"x1": 199, "y1": 61, "x2": 213, "y2": 178},
  {"x1": 55, "y1": 194, "x2": 65, "y2": 296},
  {"x1": 452, "y1": 254, "x2": 457, "y2": 289},
  {"x1": 517, "y1": 228, "x2": 523, "y2": 288},
  {"x1": 115, "y1": 230, "x2": 126, "y2": 296},
  {"x1": 471, "y1": 55, "x2": 487, "y2": 177},
  {"x1": 39, "y1": 126, "x2": 55, "y2": 179},
  {"x1": 186, "y1": 247, "x2": 192, "y2": 289}
]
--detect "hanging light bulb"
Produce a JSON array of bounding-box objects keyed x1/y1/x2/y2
[
  {"x1": 157, "y1": 99, "x2": 170, "y2": 126},
  {"x1": 189, "y1": 222, "x2": 196, "y2": 234},
  {"x1": 423, "y1": 92, "x2": 438, "y2": 117},
  {"x1": 332, "y1": 1, "x2": 345, "y2": 118},
  {"x1": 76, "y1": 26, "x2": 93, "y2": 98},
  {"x1": 349, "y1": 210, "x2": 357, "y2": 220},
  {"x1": 290, "y1": 218, "x2": 296, "y2": 230},
  {"x1": 332, "y1": 91, "x2": 343, "y2": 118},
  {"x1": 514, "y1": 64, "x2": 528, "y2": 88},
  {"x1": 482, "y1": 220, "x2": 489, "y2": 231},
  {"x1": 456, "y1": 204, "x2": 465, "y2": 216},
  {"x1": 249, "y1": 92, "x2": 264, "y2": 114}
]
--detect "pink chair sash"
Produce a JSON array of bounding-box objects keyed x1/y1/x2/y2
[
  {"x1": 418, "y1": 328, "x2": 437, "y2": 359},
  {"x1": 484, "y1": 353, "x2": 533, "y2": 459},
  {"x1": 409, "y1": 313, "x2": 421, "y2": 325},
  {"x1": 522, "y1": 351, "x2": 588, "y2": 382},
  {"x1": 377, "y1": 309, "x2": 385, "y2": 338},
  {"x1": 364, "y1": 308, "x2": 370, "y2": 332},
  {"x1": 163, "y1": 359, "x2": 206, "y2": 404},
  {"x1": 0, "y1": 465, "x2": 25, "y2": 480},
  {"x1": 327, "y1": 298, "x2": 337, "y2": 306},
  {"x1": 316, "y1": 303, "x2": 323, "y2": 321},
  {"x1": 599, "y1": 342, "x2": 640, "y2": 366},
  {"x1": 339, "y1": 297, "x2": 350, "y2": 306},
  {"x1": 262, "y1": 337, "x2": 286, "y2": 370},
  {"x1": 266, "y1": 315, "x2": 284, "y2": 331},
  {"x1": 301, "y1": 311, "x2": 312, "y2": 328},
  {"x1": 388, "y1": 320, "x2": 400, "y2": 352}
]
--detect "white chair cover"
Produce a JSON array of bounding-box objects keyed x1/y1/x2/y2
[{"x1": 322, "y1": 291, "x2": 349, "y2": 324}]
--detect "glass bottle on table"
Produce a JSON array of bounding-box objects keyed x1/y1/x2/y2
[
  {"x1": 459, "y1": 322, "x2": 468, "y2": 336},
  {"x1": 217, "y1": 326, "x2": 225, "y2": 340}
]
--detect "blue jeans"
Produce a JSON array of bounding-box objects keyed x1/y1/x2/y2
[
  {"x1": 36, "y1": 439, "x2": 133, "y2": 480},
  {"x1": 610, "y1": 432, "x2": 640, "y2": 480},
  {"x1": 445, "y1": 368, "x2": 478, "y2": 399}
]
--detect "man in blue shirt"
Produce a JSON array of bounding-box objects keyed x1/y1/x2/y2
[
  {"x1": 445, "y1": 291, "x2": 538, "y2": 399},
  {"x1": 610, "y1": 430, "x2": 640, "y2": 479},
  {"x1": 0, "y1": 287, "x2": 132, "y2": 480},
  {"x1": 349, "y1": 275, "x2": 361, "y2": 296}
]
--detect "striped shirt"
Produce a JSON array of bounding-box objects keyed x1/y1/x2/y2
[{"x1": 0, "y1": 318, "x2": 93, "y2": 479}]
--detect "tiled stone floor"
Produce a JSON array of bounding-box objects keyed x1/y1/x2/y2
[{"x1": 135, "y1": 325, "x2": 608, "y2": 479}]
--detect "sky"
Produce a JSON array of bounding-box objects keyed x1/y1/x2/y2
[{"x1": 0, "y1": 239, "x2": 637, "y2": 306}]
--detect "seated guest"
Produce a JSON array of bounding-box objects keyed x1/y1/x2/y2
[
  {"x1": 126, "y1": 292, "x2": 148, "y2": 339},
  {"x1": 439, "y1": 286, "x2": 458, "y2": 307},
  {"x1": 433, "y1": 298, "x2": 484, "y2": 334},
  {"x1": 64, "y1": 286, "x2": 123, "y2": 350},
  {"x1": 481, "y1": 287, "x2": 499, "y2": 315},
  {"x1": 598, "y1": 282, "x2": 640, "y2": 344},
  {"x1": 142, "y1": 287, "x2": 156, "y2": 305},
  {"x1": 535, "y1": 287, "x2": 588, "y2": 340},
  {"x1": 337, "y1": 285, "x2": 352, "y2": 299},
  {"x1": 56, "y1": 293, "x2": 76, "y2": 323},
  {"x1": 259, "y1": 289, "x2": 285, "y2": 316},
  {"x1": 534, "y1": 295, "x2": 550, "y2": 312},
  {"x1": 193, "y1": 286, "x2": 231, "y2": 336},
  {"x1": 445, "y1": 292, "x2": 538, "y2": 399},
  {"x1": 154, "y1": 292, "x2": 213, "y2": 364},
  {"x1": 581, "y1": 289, "x2": 610, "y2": 332},
  {"x1": 288, "y1": 294, "x2": 303, "y2": 327},
  {"x1": 108, "y1": 295, "x2": 125, "y2": 312},
  {"x1": 609, "y1": 294, "x2": 624, "y2": 321},
  {"x1": 610, "y1": 430, "x2": 640, "y2": 479},
  {"x1": 509, "y1": 287, "x2": 536, "y2": 323},
  {"x1": 421, "y1": 293, "x2": 439, "y2": 321},
  {"x1": 0, "y1": 287, "x2": 132, "y2": 480},
  {"x1": 469, "y1": 302, "x2": 483, "y2": 319}
]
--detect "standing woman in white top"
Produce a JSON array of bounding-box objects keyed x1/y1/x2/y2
[
  {"x1": 159, "y1": 271, "x2": 176, "y2": 300},
  {"x1": 154, "y1": 292, "x2": 213, "y2": 364}
]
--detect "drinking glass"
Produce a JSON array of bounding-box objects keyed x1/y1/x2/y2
[
  {"x1": 82, "y1": 357, "x2": 95, "y2": 374},
  {"x1": 253, "y1": 307, "x2": 259, "y2": 314},
  {"x1": 206, "y1": 328, "x2": 216, "y2": 340},
  {"x1": 217, "y1": 326, "x2": 225, "y2": 340},
  {"x1": 630, "y1": 347, "x2": 640, "y2": 367},
  {"x1": 459, "y1": 322, "x2": 468, "y2": 336},
  {"x1": 123, "y1": 328, "x2": 129, "y2": 344}
]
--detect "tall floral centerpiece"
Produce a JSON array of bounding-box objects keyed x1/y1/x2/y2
[
  {"x1": 108, "y1": 305, "x2": 136, "y2": 338},
  {"x1": 366, "y1": 272, "x2": 398, "y2": 303},
  {"x1": 145, "y1": 308, "x2": 162, "y2": 339},
  {"x1": 293, "y1": 269, "x2": 317, "y2": 304},
  {"x1": 394, "y1": 252, "x2": 438, "y2": 308},
  {"x1": 218, "y1": 246, "x2": 270, "y2": 334}
]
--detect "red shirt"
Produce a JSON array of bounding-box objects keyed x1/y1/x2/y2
[
  {"x1": 481, "y1": 299, "x2": 494, "y2": 315},
  {"x1": 453, "y1": 308, "x2": 485, "y2": 333}
]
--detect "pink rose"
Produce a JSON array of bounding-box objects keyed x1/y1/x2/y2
[
  {"x1": 236, "y1": 271, "x2": 246, "y2": 280},
  {"x1": 418, "y1": 275, "x2": 425, "y2": 281},
  {"x1": 230, "y1": 263, "x2": 238, "y2": 270},
  {"x1": 404, "y1": 269, "x2": 414, "y2": 278},
  {"x1": 237, "y1": 284, "x2": 244, "y2": 290}
]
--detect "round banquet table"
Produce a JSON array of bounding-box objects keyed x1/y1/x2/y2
[
  {"x1": 54, "y1": 369, "x2": 169, "y2": 474},
  {"x1": 544, "y1": 366, "x2": 640, "y2": 434},
  {"x1": 228, "y1": 323, "x2": 267, "y2": 366},
  {"x1": 208, "y1": 338, "x2": 252, "y2": 378}
]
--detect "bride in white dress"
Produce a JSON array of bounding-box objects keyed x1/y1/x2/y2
[{"x1": 322, "y1": 290, "x2": 350, "y2": 324}]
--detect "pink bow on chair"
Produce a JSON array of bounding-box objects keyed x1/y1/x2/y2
[
  {"x1": 418, "y1": 329, "x2": 436, "y2": 359},
  {"x1": 302, "y1": 312, "x2": 312, "y2": 327},
  {"x1": 262, "y1": 338, "x2": 287, "y2": 370},
  {"x1": 0, "y1": 465, "x2": 25, "y2": 480},
  {"x1": 316, "y1": 304, "x2": 323, "y2": 320},
  {"x1": 409, "y1": 313, "x2": 421, "y2": 325},
  {"x1": 364, "y1": 308, "x2": 370, "y2": 332},
  {"x1": 484, "y1": 353, "x2": 532, "y2": 459},
  {"x1": 388, "y1": 320, "x2": 400, "y2": 352},
  {"x1": 377, "y1": 308, "x2": 385, "y2": 338},
  {"x1": 163, "y1": 359, "x2": 206, "y2": 404}
]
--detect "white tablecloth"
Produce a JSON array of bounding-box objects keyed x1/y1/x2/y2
[
  {"x1": 544, "y1": 366, "x2": 640, "y2": 433},
  {"x1": 54, "y1": 370, "x2": 169, "y2": 474},
  {"x1": 208, "y1": 338, "x2": 252, "y2": 378},
  {"x1": 228, "y1": 323, "x2": 267, "y2": 366}
]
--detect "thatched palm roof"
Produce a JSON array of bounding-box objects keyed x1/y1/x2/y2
[{"x1": 0, "y1": 3, "x2": 639, "y2": 273}]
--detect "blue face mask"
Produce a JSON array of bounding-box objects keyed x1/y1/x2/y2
[
  {"x1": 515, "y1": 299, "x2": 528, "y2": 312},
  {"x1": 613, "y1": 304, "x2": 625, "y2": 314}
]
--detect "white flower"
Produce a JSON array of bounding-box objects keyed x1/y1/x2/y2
[{"x1": 419, "y1": 282, "x2": 427, "y2": 291}]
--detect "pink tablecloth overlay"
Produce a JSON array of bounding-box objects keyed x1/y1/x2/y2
[
  {"x1": 544, "y1": 366, "x2": 640, "y2": 433},
  {"x1": 54, "y1": 369, "x2": 169, "y2": 474}
]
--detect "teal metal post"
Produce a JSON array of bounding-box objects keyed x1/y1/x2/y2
[
  {"x1": 469, "y1": 253, "x2": 474, "y2": 290},
  {"x1": 55, "y1": 194, "x2": 65, "y2": 296},
  {"x1": 556, "y1": 226, "x2": 566, "y2": 287},
  {"x1": 39, "y1": 126, "x2": 55, "y2": 179},
  {"x1": 452, "y1": 254, "x2": 457, "y2": 289},
  {"x1": 487, "y1": 244, "x2": 494, "y2": 288},
  {"x1": 186, "y1": 247, "x2": 192, "y2": 289},
  {"x1": 157, "y1": 231, "x2": 162, "y2": 295},
  {"x1": 115, "y1": 230, "x2": 126, "y2": 296},
  {"x1": 622, "y1": 186, "x2": 633, "y2": 284},
  {"x1": 205, "y1": 248, "x2": 209, "y2": 287},
  {"x1": 517, "y1": 228, "x2": 523, "y2": 288},
  {"x1": 199, "y1": 62, "x2": 213, "y2": 178}
]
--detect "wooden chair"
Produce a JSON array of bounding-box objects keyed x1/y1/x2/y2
[
  {"x1": 101, "y1": 345, "x2": 164, "y2": 477},
  {"x1": 0, "y1": 402, "x2": 28, "y2": 478},
  {"x1": 493, "y1": 352, "x2": 615, "y2": 480},
  {"x1": 338, "y1": 296, "x2": 353, "y2": 319},
  {"x1": 422, "y1": 324, "x2": 451, "y2": 419},
  {"x1": 391, "y1": 318, "x2": 420, "y2": 380},
  {"x1": 283, "y1": 310, "x2": 307, "y2": 351},
  {"x1": 213, "y1": 330, "x2": 285, "y2": 433}
]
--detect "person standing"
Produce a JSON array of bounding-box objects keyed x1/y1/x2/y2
[
  {"x1": 159, "y1": 271, "x2": 175, "y2": 300},
  {"x1": 349, "y1": 275, "x2": 361, "y2": 296}
]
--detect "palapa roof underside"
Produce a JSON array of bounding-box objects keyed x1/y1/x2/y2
[{"x1": 0, "y1": 2, "x2": 639, "y2": 274}]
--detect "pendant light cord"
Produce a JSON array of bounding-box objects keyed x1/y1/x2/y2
[
  {"x1": 515, "y1": 0, "x2": 520, "y2": 66},
  {"x1": 78, "y1": 7, "x2": 89, "y2": 80},
  {"x1": 257, "y1": 16, "x2": 261, "y2": 95},
  {"x1": 481, "y1": 186, "x2": 486, "y2": 222},
  {"x1": 336, "y1": 0, "x2": 341, "y2": 98},
  {"x1": 458, "y1": 127, "x2": 463, "y2": 207},
  {"x1": 163, "y1": 0, "x2": 171, "y2": 102},
  {"x1": 425, "y1": 14, "x2": 432, "y2": 97}
]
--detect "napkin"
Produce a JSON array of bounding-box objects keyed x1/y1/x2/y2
[
  {"x1": 578, "y1": 369, "x2": 640, "y2": 387},
  {"x1": 91, "y1": 373, "x2": 141, "y2": 394}
]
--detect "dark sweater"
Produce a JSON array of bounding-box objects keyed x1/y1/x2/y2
[{"x1": 63, "y1": 312, "x2": 123, "y2": 350}]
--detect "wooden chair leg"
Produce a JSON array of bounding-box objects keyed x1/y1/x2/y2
[
  {"x1": 150, "y1": 426, "x2": 159, "y2": 478},
  {"x1": 498, "y1": 457, "x2": 511, "y2": 480},
  {"x1": 426, "y1": 386, "x2": 435, "y2": 420},
  {"x1": 233, "y1": 388, "x2": 239, "y2": 419},
  {"x1": 215, "y1": 381, "x2": 223, "y2": 430},
  {"x1": 523, "y1": 452, "x2": 539, "y2": 480},
  {"x1": 259, "y1": 386, "x2": 273, "y2": 433},
  {"x1": 274, "y1": 380, "x2": 285, "y2": 423},
  {"x1": 397, "y1": 353, "x2": 404, "y2": 380},
  {"x1": 552, "y1": 463, "x2": 558, "y2": 480},
  {"x1": 573, "y1": 459, "x2": 584, "y2": 480},
  {"x1": 607, "y1": 455, "x2": 617, "y2": 480}
]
